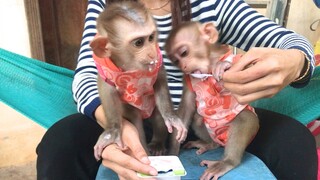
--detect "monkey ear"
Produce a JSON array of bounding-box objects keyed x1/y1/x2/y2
[
  {"x1": 201, "y1": 22, "x2": 219, "y2": 44},
  {"x1": 90, "y1": 35, "x2": 111, "y2": 57}
]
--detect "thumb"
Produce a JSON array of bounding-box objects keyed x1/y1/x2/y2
[
  {"x1": 121, "y1": 119, "x2": 150, "y2": 164},
  {"x1": 223, "y1": 54, "x2": 258, "y2": 83}
]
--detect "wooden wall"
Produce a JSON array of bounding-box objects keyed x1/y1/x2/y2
[
  {"x1": 24, "y1": 0, "x2": 320, "y2": 69},
  {"x1": 25, "y1": 0, "x2": 88, "y2": 70},
  {"x1": 286, "y1": 0, "x2": 320, "y2": 46}
]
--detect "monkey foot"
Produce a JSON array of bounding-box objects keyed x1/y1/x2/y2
[
  {"x1": 183, "y1": 140, "x2": 219, "y2": 155},
  {"x1": 147, "y1": 142, "x2": 167, "y2": 156},
  {"x1": 200, "y1": 159, "x2": 239, "y2": 180}
]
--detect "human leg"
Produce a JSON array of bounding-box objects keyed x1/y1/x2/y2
[
  {"x1": 36, "y1": 113, "x2": 103, "y2": 180},
  {"x1": 247, "y1": 108, "x2": 318, "y2": 180}
]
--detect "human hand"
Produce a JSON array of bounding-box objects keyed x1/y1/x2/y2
[
  {"x1": 101, "y1": 119, "x2": 158, "y2": 180},
  {"x1": 222, "y1": 48, "x2": 305, "y2": 104}
]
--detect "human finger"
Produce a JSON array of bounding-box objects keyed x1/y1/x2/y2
[
  {"x1": 224, "y1": 69, "x2": 279, "y2": 94},
  {"x1": 120, "y1": 120, "x2": 154, "y2": 166},
  {"x1": 104, "y1": 160, "x2": 141, "y2": 180},
  {"x1": 104, "y1": 158, "x2": 156, "y2": 180},
  {"x1": 223, "y1": 58, "x2": 272, "y2": 84},
  {"x1": 231, "y1": 86, "x2": 281, "y2": 104},
  {"x1": 102, "y1": 120, "x2": 157, "y2": 176},
  {"x1": 223, "y1": 70, "x2": 285, "y2": 104},
  {"x1": 102, "y1": 144, "x2": 157, "y2": 176},
  {"x1": 227, "y1": 48, "x2": 261, "y2": 72}
]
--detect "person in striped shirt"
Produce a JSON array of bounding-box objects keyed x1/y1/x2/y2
[{"x1": 36, "y1": 0, "x2": 317, "y2": 179}]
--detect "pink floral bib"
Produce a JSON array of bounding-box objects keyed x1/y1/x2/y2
[
  {"x1": 93, "y1": 48, "x2": 163, "y2": 119},
  {"x1": 186, "y1": 53, "x2": 254, "y2": 145}
]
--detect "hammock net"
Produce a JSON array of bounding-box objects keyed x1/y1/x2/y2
[{"x1": 0, "y1": 48, "x2": 319, "y2": 128}]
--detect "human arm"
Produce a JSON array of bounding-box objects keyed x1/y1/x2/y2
[{"x1": 72, "y1": 0, "x2": 104, "y2": 123}]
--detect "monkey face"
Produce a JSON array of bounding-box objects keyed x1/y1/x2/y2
[
  {"x1": 113, "y1": 18, "x2": 159, "y2": 71},
  {"x1": 168, "y1": 28, "x2": 211, "y2": 75}
]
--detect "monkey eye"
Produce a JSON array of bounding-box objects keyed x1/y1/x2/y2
[
  {"x1": 167, "y1": 54, "x2": 179, "y2": 65},
  {"x1": 178, "y1": 46, "x2": 189, "y2": 58},
  {"x1": 149, "y1": 33, "x2": 155, "y2": 42},
  {"x1": 132, "y1": 38, "x2": 145, "y2": 47},
  {"x1": 172, "y1": 58, "x2": 180, "y2": 65}
]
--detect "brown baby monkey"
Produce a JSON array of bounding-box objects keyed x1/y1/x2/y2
[
  {"x1": 90, "y1": 1, "x2": 187, "y2": 160},
  {"x1": 165, "y1": 21, "x2": 260, "y2": 180}
]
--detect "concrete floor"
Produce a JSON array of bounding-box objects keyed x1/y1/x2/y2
[{"x1": 0, "y1": 102, "x2": 46, "y2": 180}]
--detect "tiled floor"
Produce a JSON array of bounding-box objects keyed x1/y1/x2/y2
[{"x1": 0, "y1": 102, "x2": 46, "y2": 180}]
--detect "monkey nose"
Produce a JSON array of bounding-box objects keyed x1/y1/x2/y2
[
  {"x1": 182, "y1": 64, "x2": 189, "y2": 71},
  {"x1": 148, "y1": 53, "x2": 156, "y2": 60}
]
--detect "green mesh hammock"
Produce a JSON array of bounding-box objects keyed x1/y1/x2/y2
[
  {"x1": 0, "y1": 48, "x2": 319, "y2": 128},
  {"x1": 251, "y1": 66, "x2": 320, "y2": 125},
  {"x1": 0, "y1": 48, "x2": 77, "y2": 128}
]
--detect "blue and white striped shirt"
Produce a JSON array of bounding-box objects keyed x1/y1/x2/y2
[{"x1": 72, "y1": 0, "x2": 315, "y2": 119}]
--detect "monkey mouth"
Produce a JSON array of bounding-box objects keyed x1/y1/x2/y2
[
  {"x1": 147, "y1": 60, "x2": 158, "y2": 72},
  {"x1": 191, "y1": 70, "x2": 202, "y2": 74},
  {"x1": 189, "y1": 70, "x2": 206, "y2": 75},
  {"x1": 190, "y1": 70, "x2": 213, "y2": 79}
]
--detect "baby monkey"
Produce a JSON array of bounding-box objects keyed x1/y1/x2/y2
[
  {"x1": 90, "y1": 1, "x2": 187, "y2": 160},
  {"x1": 165, "y1": 21, "x2": 260, "y2": 180}
]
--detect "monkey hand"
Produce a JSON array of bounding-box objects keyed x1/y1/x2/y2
[
  {"x1": 164, "y1": 115, "x2": 188, "y2": 143},
  {"x1": 200, "y1": 158, "x2": 238, "y2": 180},
  {"x1": 94, "y1": 129, "x2": 125, "y2": 161},
  {"x1": 182, "y1": 140, "x2": 219, "y2": 155},
  {"x1": 212, "y1": 61, "x2": 231, "y2": 81}
]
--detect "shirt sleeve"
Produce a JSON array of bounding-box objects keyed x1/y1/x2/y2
[
  {"x1": 216, "y1": 0, "x2": 315, "y2": 87},
  {"x1": 72, "y1": 0, "x2": 105, "y2": 119}
]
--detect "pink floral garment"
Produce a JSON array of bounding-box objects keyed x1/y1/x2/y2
[
  {"x1": 93, "y1": 48, "x2": 163, "y2": 119},
  {"x1": 186, "y1": 54, "x2": 255, "y2": 146}
]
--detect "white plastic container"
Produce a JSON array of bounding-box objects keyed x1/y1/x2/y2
[{"x1": 137, "y1": 156, "x2": 187, "y2": 180}]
